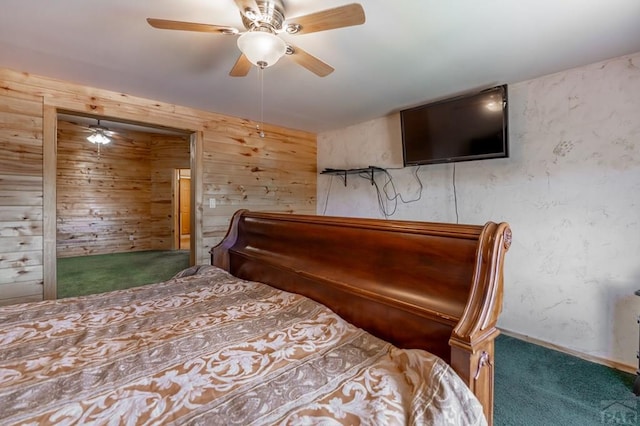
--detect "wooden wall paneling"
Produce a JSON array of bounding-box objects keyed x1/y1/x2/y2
[
  {"x1": 1, "y1": 73, "x2": 202, "y2": 132},
  {"x1": 201, "y1": 131, "x2": 316, "y2": 161},
  {"x1": 1, "y1": 68, "x2": 316, "y2": 304},
  {"x1": 199, "y1": 124, "x2": 316, "y2": 257},
  {"x1": 0, "y1": 220, "x2": 42, "y2": 237},
  {"x1": 0, "y1": 106, "x2": 43, "y2": 177},
  {"x1": 0, "y1": 90, "x2": 44, "y2": 304},
  {"x1": 56, "y1": 120, "x2": 155, "y2": 258},
  {"x1": 0, "y1": 205, "x2": 43, "y2": 222}
]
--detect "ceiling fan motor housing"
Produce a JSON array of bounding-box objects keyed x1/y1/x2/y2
[{"x1": 241, "y1": 0, "x2": 285, "y2": 33}]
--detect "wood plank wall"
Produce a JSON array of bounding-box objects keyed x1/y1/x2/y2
[
  {"x1": 0, "y1": 68, "x2": 316, "y2": 305},
  {"x1": 56, "y1": 120, "x2": 190, "y2": 257},
  {"x1": 201, "y1": 126, "x2": 318, "y2": 236},
  {"x1": 0, "y1": 91, "x2": 44, "y2": 305}
]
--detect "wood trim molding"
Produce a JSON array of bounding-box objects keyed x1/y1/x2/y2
[
  {"x1": 172, "y1": 169, "x2": 180, "y2": 251},
  {"x1": 500, "y1": 328, "x2": 635, "y2": 374},
  {"x1": 42, "y1": 102, "x2": 202, "y2": 296},
  {"x1": 190, "y1": 131, "x2": 203, "y2": 266},
  {"x1": 42, "y1": 104, "x2": 57, "y2": 300}
]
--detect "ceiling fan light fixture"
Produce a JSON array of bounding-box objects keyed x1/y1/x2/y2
[
  {"x1": 87, "y1": 120, "x2": 111, "y2": 145},
  {"x1": 237, "y1": 30, "x2": 286, "y2": 68}
]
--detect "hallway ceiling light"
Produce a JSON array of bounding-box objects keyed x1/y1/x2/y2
[{"x1": 87, "y1": 120, "x2": 111, "y2": 145}]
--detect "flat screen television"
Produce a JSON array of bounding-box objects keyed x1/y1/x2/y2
[{"x1": 401, "y1": 85, "x2": 508, "y2": 166}]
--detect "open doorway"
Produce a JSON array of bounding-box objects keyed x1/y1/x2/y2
[{"x1": 54, "y1": 114, "x2": 195, "y2": 298}]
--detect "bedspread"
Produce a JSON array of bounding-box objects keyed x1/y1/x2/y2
[{"x1": 0, "y1": 266, "x2": 486, "y2": 425}]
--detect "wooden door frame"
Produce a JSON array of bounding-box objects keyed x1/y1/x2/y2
[
  {"x1": 173, "y1": 169, "x2": 180, "y2": 250},
  {"x1": 173, "y1": 168, "x2": 191, "y2": 250},
  {"x1": 43, "y1": 106, "x2": 203, "y2": 299}
]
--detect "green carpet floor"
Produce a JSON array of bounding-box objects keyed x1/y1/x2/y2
[
  {"x1": 57, "y1": 250, "x2": 190, "y2": 298},
  {"x1": 494, "y1": 334, "x2": 637, "y2": 425}
]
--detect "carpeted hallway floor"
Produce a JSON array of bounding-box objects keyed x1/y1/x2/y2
[{"x1": 57, "y1": 250, "x2": 190, "y2": 299}]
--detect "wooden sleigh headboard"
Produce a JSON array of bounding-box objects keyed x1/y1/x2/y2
[{"x1": 211, "y1": 210, "x2": 512, "y2": 424}]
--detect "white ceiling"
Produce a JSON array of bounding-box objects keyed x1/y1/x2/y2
[{"x1": 2, "y1": 0, "x2": 640, "y2": 133}]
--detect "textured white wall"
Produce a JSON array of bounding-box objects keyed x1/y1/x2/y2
[{"x1": 317, "y1": 52, "x2": 640, "y2": 368}]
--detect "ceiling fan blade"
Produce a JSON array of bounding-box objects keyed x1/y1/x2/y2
[
  {"x1": 286, "y1": 3, "x2": 365, "y2": 35},
  {"x1": 146, "y1": 18, "x2": 239, "y2": 34},
  {"x1": 229, "y1": 54, "x2": 252, "y2": 77},
  {"x1": 233, "y1": 0, "x2": 260, "y2": 18},
  {"x1": 287, "y1": 45, "x2": 334, "y2": 77}
]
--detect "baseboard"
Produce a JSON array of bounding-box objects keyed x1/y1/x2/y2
[{"x1": 499, "y1": 328, "x2": 636, "y2": 375}]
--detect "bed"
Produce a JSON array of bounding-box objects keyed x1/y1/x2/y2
[{"x1": 0, "y1": 210, "x2": 511, "y2": 425}]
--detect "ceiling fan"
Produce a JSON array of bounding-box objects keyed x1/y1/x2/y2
[{"x1": 147, "y1": 0, "x2": 365, "y2": 77}]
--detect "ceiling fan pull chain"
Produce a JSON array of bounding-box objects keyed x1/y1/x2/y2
[{"x1": 258, "y1": 65, "x2": 265, "y2": 138}]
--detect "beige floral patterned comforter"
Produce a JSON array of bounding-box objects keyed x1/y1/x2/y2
[{"x1": 0, "y1": 266, "x2": 486, "y2": 425}]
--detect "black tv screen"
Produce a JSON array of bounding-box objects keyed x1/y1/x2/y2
[{"x1": 401, "y1": 85, "x2": 508, "y2": 166}]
